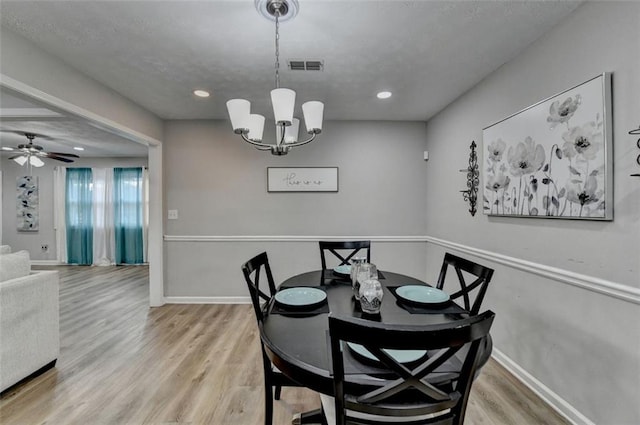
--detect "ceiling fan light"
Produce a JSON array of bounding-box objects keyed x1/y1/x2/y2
[
  {"x1": 271, "y1": 88, "x2": 296, "y2": 126},
  {"x1": 13, "y1": 156, "x2": 28, "y2": 166},
  {"x1": 29, "y1": 156, "x2": 45, "y2": 167},
  {"x1": 247, "y1": 114, "x2": 266, "y2": 142},
  {"x1": 302, "y1": 101, "x2": 324, "y2": 134},
  {"x1": 226, "y1": 99, "x2": 251, "y2": 134}
]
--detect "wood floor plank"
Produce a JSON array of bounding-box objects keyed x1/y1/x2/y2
[{"x1": 0, "y1": 265, "x2": 571, "y2": 424}]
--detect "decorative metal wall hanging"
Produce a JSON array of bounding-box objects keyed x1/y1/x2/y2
[
  {"x1": 460, "y1": 141, "x2": 479, "y2": 216},
  {"x1": 630, "y1": 125, "x2": 640, "y2": 177}
]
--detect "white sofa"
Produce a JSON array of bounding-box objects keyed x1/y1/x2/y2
[{"x1": 0, "y1": 247, "x2": 60, "y2": 392}]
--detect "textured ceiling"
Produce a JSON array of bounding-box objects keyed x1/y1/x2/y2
[
  {"x1": 0, "y1": 88, "x2": 149, "y2": 157},
  {"x1": 0, "y1": 0, "x2": 583, "y2": 122}
]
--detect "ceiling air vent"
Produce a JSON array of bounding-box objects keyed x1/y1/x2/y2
[{"x1": 288, "y1": 60, "x2": 324, "y2": 71}]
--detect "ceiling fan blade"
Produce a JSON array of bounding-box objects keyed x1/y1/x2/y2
[
  {"x1": 46, "y1": 155, "x2": 75, "y2": 163},
  {"x1": 47, "y1": 152, "x2": 80, "y2": 158},
  {"x1": 8, "y1": 154, "x2": 27, "y2": 160}
]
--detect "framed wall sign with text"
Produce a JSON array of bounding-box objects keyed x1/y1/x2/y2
[{"x1": 267, "y1": 167, "x2": 339, "y2": 192}]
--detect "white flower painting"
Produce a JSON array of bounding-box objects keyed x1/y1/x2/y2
[
  {"x1": 17, "y1": 176, "x2": 39, "y2": 231},
  {"x1": 482, "y1": 74, "x2": 612, "y2": 220}
]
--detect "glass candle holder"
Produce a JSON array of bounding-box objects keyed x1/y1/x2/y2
[
  {"x1": 359, "y1": 278, "x2": 383, "y2": 314},
  {"x1": 350, "y1": 257, "x2": 366, "y2": 299},
  {"x1": 355, "y1": 263, "x2": 377, "y2": 301}
]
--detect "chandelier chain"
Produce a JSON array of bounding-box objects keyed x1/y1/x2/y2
[{"x1": 274, "y1": 10, "x2": 280, "y2": 89}]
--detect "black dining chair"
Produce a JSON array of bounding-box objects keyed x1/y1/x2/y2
[
  {"x1": 326, "y1": 310, "x2": 495, "y2": 425},
  {"x1": 319, "y1": 241, "x2": 371, "y2": 270},
  {"x1": 241, "y1": 252, "x2": 302, "y2": 425},
  {"x1": 436, "y1": 253, "x2": 494, "y2": 315}
]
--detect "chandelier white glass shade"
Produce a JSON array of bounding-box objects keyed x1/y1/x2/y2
[{"x1": 226, "y1": 0, "x2": 324, "y2": 156}]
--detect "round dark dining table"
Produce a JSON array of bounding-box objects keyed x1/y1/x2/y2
[{"x1": 261, "y1": 269, "x2": 493, "y2": 397}]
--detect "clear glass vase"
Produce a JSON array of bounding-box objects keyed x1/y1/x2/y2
[
  {"x1": 350, "y1": 257, "x2": 367, "y2": 300},
  {"x1": 359, "y1": 278, "x2": 383, "y2": 314}
]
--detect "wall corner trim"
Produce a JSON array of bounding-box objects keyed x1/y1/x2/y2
[
  {"x1": 492, "y1": 348, "x2": 595, "y2": 425},
  {"x1": 425, "y1": 236, "x2": 640, "y2": 305}
]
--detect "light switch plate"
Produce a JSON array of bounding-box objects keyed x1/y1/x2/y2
[{"x1": 168, "y1": 209, "x2": 178, "y2": 220}]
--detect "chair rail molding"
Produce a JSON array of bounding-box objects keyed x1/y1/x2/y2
[
  {"x1": 164, "y1": 234, "x2": 640, "y2": 305},
  {"x1": 164, "y1": 235, "x2": 428, "y2": 243},
  {"x1": 424, "y1": 236, "x2": 640, "y2": 305}
]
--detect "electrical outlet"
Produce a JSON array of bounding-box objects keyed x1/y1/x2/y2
[
  {"x1": 41, "y1": 244, "x2": 49, "y2": 252},
  {"x1": 168, "y1": 209, "x2": 179, "y2": 220}
]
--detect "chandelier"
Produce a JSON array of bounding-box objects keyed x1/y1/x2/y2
[{"x1": 226, "y1": 0, "x2": 324, "y2": 156}]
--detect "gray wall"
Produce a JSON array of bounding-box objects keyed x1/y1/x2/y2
[
  {"x1": 163, "y1": 120, "x2": 429, "y2": 296},
  {"x1": 1, "y1": 3, "x2": 637, "y2": 422},
  {"x1": 1, "y1": 157, "x2": 148, "y2": 261},
  {"x1": 422, "y1": 2, "x2": 639, "y2": 424}
]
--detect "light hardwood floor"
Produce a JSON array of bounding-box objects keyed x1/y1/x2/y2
[{"x1": 0, "y1": 266, "x2": 570, "y2": 425}]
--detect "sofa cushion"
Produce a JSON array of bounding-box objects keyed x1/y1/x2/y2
[
  {"x1": 0, "y1": 245, "x2": 11, "y2": 255},
  {"x1": 0, "y1": 250, "x2": 31, "y2": 282}
]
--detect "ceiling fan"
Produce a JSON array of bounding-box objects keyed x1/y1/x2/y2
[{"x1": 4, "y1": 132, "x2": 79, "y2": 167}]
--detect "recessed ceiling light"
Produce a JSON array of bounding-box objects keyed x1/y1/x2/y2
[
  {"x1": 73, "y1": 147, "x2": 84, "y2": 151},
  {"x1": 1, "y1": 147, "x2": 14, "y2": 151},
  {"x1": 377, "y1": 91, "x2": 392, "y2": 99},
  {"x1": 193, "y1": 90, "x2": 210, "y2": 98}
]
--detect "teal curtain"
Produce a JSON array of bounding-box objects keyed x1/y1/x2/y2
[
  {"x1": 114, "y1": 167, "x2": 144, "y2": 264},
  {"x1": 66, "y1": 168, "x2": 93, "y2": 265}
]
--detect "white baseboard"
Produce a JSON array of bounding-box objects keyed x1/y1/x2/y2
[
  {"x1": 31, "y1": 260, "x2": 64, "y2": 266},
  {"x1": 164, "y1": 296, "x2": 251, "y2": 304},
  {"x1": 492, "y1": 348, "x2": 595, "y2": 425}
]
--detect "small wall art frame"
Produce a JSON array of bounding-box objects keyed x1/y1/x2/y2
[
  {"x1": 17, "y1": 175, "x2": 39, "y2": 231},
  {"x1": 482, "y1": 73, "x2": 613, "y2": 220},
  {"x1": 267, "y1": 167, "x2": 338, "y2": 192}
]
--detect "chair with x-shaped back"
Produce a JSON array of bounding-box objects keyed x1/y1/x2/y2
[
  {"x1": 436, "y1": 253, "x2": 494, "y2": 315},
  {"x1": 241, "y1": 252, "x2": 302, "y2": 425},
  {"x1": 325, "y1": 310, "x2": 495, "y2": 425},
  {"x1": 319, "y1": 241, "x2": 371, "y2": 270}
]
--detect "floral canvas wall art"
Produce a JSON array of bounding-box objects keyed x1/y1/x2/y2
[
  {"x1": 482, "y1": 73, "x2": 612, "y2": 220},
  {"x1": 17, "y1": 175, "x2": 39, "y2": 231}
]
